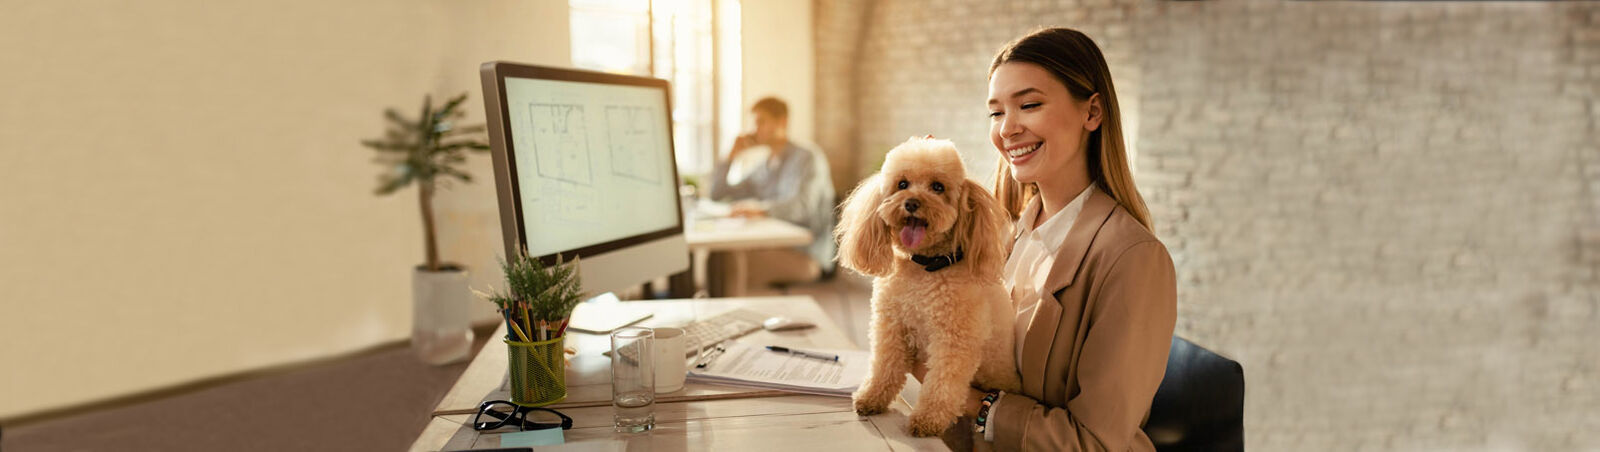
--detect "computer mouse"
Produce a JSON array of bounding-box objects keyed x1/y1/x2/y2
[{"x1": 762, "y1": 316, "x2": 815, "y2": 332}]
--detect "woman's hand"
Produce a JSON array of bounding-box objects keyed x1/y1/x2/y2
[{"x1": 962, "y1": 387, "x2": 989, "y2": 418}]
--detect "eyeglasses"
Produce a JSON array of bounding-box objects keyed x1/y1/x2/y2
[{"x1": 472, "y1": 400, "x2": 574, "y2": 432}]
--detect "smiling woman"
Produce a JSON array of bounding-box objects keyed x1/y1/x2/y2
[
  {"x1": 958, "y1": 28, "x2": 1176, "y2": 452},
  {"x1": 988, "y1": 29, "x2": 1150, "y2": 230}
]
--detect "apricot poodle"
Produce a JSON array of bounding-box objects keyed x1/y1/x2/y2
[{"x1": 836, "y1": 137, "x2": 1021, "y2": 436}]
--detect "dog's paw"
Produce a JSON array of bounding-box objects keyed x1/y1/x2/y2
[
  {"x1": 907, "y1": 411, "x2": 953, "y2": 437},
  {"x1": 852, "y1": 394, "x2": 888, "y2": 416}
]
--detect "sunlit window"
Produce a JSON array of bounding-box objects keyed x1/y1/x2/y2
[
  {"x1": 570, "y1": 0, "x2": 733, "y2": 176},
  {"x1": 570, "y1": 0, "x2": 652, "y2": 76}
]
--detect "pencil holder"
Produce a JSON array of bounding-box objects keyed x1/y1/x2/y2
[{"x1": 506, "y1": 336, "x2": 567, "y2": 407}]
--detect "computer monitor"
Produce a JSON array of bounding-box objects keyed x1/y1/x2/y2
[{"x1": 479, "y1": 62, "x2": 689, "y2": 296}]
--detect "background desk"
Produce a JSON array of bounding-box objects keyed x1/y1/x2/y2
[
  {"x1": 683, "y1": 218, "x2": 813, "y2": 296},
  {"x1": 410, "y1": 296, "x2": 942, "y2": 451}
]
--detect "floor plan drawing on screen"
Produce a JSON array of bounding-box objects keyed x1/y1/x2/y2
[
  {"x1": 604, "y1": 105, "x2": 664, "y2": 185},
  {"x1": 527, "y1": 103, "x2": 594, "y2": 185},
  {"x1": 537, "y1": 179, "x2": 598, "y2": 225}
]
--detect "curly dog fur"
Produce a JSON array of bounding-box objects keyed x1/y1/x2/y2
[{"x1": 837, "y1": 137, "x2": 1021, "y2": 437}]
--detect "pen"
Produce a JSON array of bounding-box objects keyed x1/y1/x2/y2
[{"x1": 765, "y1": 346, "x2": 838, "y2": 362}]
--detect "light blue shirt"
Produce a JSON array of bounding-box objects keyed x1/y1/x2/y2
[{"x1": 709, "y1": 142, "x2": 836, "y2": 272}]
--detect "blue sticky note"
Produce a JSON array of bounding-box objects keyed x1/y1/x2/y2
[{"x1": 500, "y1": 428, "x2": 565, "y2": 447}]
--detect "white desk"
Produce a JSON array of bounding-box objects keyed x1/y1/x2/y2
[
  {"x1": 410, "y1": 296, "x2": 943, "y2": 451},
  {"x1": 683, "y1": 217, "x2": 813, "y2": 296}
]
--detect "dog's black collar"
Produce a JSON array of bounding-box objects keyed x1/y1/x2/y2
[{"x1": 910, "y1": 248, "x2": 964, "y2": 272}]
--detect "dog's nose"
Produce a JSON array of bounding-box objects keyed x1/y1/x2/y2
[{"x1": 903, "y1": 199, "x2": 920, "y2": 213}]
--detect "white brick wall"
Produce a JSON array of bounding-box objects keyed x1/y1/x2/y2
[{"x1": 818, "y1": 1, "x2": 1600, "y2": 449}]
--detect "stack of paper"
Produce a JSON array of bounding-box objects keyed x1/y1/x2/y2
[{"x1": 686, "y1": 341, "x2": 871, "y2": 397}]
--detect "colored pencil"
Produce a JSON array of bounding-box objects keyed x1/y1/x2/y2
[
  {"x1": 555, "y1": 316, "x2": 570, "y2": 338},
  {"x1": 509, "y1": 319, "x2": 531, "y2": 342}
]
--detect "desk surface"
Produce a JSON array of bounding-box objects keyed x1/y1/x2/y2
[
  {"x1": 683, "y1": 217, "x2": 812, "y2": 251},
  {"x1": 411, "y1": 296, "x2": 943, "y2": 451}
]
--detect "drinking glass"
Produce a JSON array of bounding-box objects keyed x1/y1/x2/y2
[{"x1": 610, "y1": 327, "x2": 656, "y2": 432}]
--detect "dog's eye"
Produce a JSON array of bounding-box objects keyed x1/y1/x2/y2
[
  {"x1": 897, "y1": 180, "x2": 908, "y2": 190},
  {"x1": 930, "y1": 181, "x2": 944, "y2": 193}
]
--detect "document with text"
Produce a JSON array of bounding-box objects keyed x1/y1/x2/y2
[{"x1": 687, "y1": 341, "x2": 870, "y2": 397}]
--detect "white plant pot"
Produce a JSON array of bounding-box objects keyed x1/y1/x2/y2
[{"x1": 412, "y1": 265, "x2": 474, "y2": 365}]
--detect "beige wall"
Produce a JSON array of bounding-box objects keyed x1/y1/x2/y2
[
  {"x1": 0, "y1": 0, "x2": 569, "y2": 420},
  {"x1": 739, "y1": 0, "x2": 814, "y2": 145}
]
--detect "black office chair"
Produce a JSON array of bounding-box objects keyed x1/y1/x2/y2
[{"x1": 1143, "y1": 336, "x2": 1246, "y2": 452}]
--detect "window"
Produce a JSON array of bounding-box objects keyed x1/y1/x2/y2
[
  {"x1": 569, "y1": 0, "x2": 652, "y2": 76},
  {"x1": 570, "y1": 0, "x2": 735, "y2": 176}
]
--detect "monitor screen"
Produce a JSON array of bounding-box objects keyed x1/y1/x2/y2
[
  {"x1": 501, "y1": 76, "x2": 679, "y2": 257},
  {"x1": 481, "y1": 62, "x2": 688, "y2": 295}
]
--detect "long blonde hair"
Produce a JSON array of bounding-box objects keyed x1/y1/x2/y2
[{"x1": 989, "y1": 28, "x2": 1152, "y2": 231}]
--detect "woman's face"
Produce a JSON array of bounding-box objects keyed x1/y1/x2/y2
[{"x1": 987, "y1": 62, "x2": 1099, "y2": 185}]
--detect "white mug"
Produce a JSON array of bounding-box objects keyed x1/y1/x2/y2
[{"x1": 652, "y1": 327, "x2": 688, "y2": 393}]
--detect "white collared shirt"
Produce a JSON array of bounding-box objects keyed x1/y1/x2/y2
[
  {"x1": 1005, "y1": 185, "x2": 1094, "y2": 364},
  {"x1": 985, "y1": 185, "x2": 1093, "y2": 443}
]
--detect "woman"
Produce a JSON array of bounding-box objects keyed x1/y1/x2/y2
[{"x1": 939, "y1": 27, "x2": 1177, "y2": 451}]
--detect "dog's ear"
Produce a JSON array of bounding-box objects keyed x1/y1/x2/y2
[
  {"x1": 954, "y1": 178, "x2": 1012, "y2": 279},
  {"x1": 835, "y1": 174, "x2": 893, "y2": 277}
]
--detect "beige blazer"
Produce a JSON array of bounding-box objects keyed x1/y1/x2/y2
[{"x1": 989, "y1": 189, "x2": 1177, "y2": 451}]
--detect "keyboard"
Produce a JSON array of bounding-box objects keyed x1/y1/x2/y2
[
  {"x1": 611, "y1": 308, "x2": 770, "y2": 362},
  {"x1": 680, "y1": 308, "x2": 770, "y2": 357}
]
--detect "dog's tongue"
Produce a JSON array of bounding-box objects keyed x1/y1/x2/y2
[{"x1": 900, "y1": 224, "x2": 926, "y2": 249}]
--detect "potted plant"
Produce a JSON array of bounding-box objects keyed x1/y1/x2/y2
[
  {"x1": 362, "y1": 93, "x2": 490, "y2": 365},
  {"x1": 477, "y1": 250, "x2": 586, "y2": 406}
]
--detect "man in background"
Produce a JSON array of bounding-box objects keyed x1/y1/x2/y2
[{"x1": 708, "y1": 97, "x2": 835, "y2": 292}]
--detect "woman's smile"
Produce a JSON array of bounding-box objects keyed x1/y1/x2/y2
[
  {"x1": 1005, "y1": 141, "x2": 1042, "y2": 165},
  {"x1": 988, "y1": 62, "x2": 1096, "y2": 186}
]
